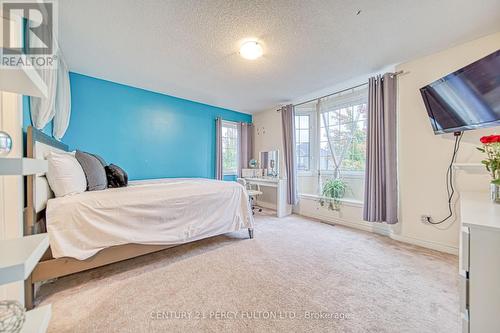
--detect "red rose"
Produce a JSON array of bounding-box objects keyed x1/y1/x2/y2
[
  {"x1": 480, "y1": 136, "x2": 492, "y2": 144},
  {"x1": 481, "y1": 135, "x2": 500, "y2": 144}
]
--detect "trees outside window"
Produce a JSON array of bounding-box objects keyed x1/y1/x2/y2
[
  {"x1": 295, "y1": 115, "x2": 310, "y2": 171},
  {"x1": 222, "y1": 121, "x2": 238, "y2": 174}
]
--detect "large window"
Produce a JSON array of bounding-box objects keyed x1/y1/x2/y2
[
  {"x1": 295, "y1": 115, "x2": 310, "y2": 171},
  {"x1": 319, "y1": 103, "x2": 367, "y2": 174},
  {"x1": 222, "y1": 121, "x2": 238, "y2": 175},
  {"x1": 294, "y1": 86, "x2": 368, "y2": 202}
]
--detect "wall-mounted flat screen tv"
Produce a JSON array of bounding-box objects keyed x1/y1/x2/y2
[{"x1": 420, "y1": 50, "x2": 500, "y2": 134}]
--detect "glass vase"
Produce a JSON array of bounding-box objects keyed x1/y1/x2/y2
[{"x1": 491, "y1": 184, "x2": 500, "y2": 204}]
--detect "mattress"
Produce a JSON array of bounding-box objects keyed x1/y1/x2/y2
[{"x1": 46, "y1": 178, "x2": 254, "y2": 259}]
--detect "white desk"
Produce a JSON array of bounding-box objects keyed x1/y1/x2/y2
[{"x1": 244, "y1": 177, "x2": 292, "y2": 217}]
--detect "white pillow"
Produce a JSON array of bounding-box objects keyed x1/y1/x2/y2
[{"x1": 46, "y1": 151, "x2": 87, "y2": 197}]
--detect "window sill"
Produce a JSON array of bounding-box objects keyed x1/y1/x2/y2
[
  {"x1": 318, "y1": 171, "x2": 365, "y2": 177},
  {"x1": 297, "y1": 171, "x2": 365, "y2": 179},
  {"x1": 298, "y1": 193, "x2": 363, "y2": 208}
]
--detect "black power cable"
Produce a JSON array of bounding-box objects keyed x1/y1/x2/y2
[{"x1": 425, "y1": 131, "x2": 463, "y2": 225}]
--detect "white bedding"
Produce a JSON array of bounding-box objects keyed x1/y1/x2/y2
[{"x1": 46, "y1": 178, "x2": 254, "y2": 259}]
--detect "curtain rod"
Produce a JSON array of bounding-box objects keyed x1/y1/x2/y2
[
  {"x1": 277, "y1": 70, "x2": 405, "y2": 111},
  {"x1": 220, "y1": 119, "x2": 252, "y2": 125},
  {"x1": 292, "y1": 82, "x2": 368, "y2": 108}
]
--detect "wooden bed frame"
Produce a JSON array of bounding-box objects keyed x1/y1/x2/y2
[{"x1": 24, "y1": 126, "x2": 253, "y2": 309}]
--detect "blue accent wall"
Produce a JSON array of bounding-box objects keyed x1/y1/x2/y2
[{"x1": 61, "y1": 73, "x2": 251, "y2": 181}]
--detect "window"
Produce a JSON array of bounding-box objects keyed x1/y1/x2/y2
[
  {"x1": 319, "y1": 103, "x2": 367, "y2": 174},
  {"x1": 294, "y1": 85, "x2": 368, "y2": 202},
  {"x1": 295, "y1": 115, "x2": 310, "y2": 171},
  {"x1": 222, "y1": 121, "x2": 238, "y2": 175}
]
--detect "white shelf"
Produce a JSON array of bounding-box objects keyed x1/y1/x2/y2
[
  {"x1": 0, "y1": 60, "x2": 48, "y2": 98},
  {"x1": 0, "y1": 234, "x2": 49, "y2": 285},
  {"x1": 453, "y1": 163, "x2": 487, "y2": 175},
  {"x1": 20, "y1": 305, "x2": 52, "y2": 333},
  {"x1": 0, "y1": 158, "x2": 47, "y2": 175}
]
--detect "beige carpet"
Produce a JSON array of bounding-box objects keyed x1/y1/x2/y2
[{"x1": 37, "y1": 211, "x2": 459, "y2": 333}]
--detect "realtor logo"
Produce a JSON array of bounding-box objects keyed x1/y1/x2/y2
[{"x1": 2, "y1": 1, "x2": 53, "y2": 54}]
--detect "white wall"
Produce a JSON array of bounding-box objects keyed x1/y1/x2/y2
[
  {"x1": 253, "y1": 108, "x2": 284, "y2": 208},
  {"x1": 0, "y1": 9, "x2": 26, "y2": 303},
  {"x1": 396, "y1": 31, "x2": 500, "y2": 252},
  {"x1": 0, "y1": 92, "x2": 25, "y2": 303},
  {"x1": 253, "y1": 31, "x2": 500, "y2": 254}
]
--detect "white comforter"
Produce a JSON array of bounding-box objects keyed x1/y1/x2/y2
[{"x1": 46, "y1": 178, "x2": 254, "y2": 259}]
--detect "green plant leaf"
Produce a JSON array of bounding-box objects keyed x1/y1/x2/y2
[{"x1": 321, "y1": 178, "x2": 348, "y2": 210}]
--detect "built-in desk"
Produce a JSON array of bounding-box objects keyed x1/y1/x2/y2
[{"x1": 244, "y1": 177, "x2": 292, "y2": 217}]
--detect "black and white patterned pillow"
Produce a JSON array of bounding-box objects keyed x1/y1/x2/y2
[{"x1": 105, "y1": 164, "x2": 128, "y2": 188}]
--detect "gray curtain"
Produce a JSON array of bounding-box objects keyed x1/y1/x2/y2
[
  {"x1": 281, "y1": 104, "x2": 298, "y2": 205},
  {"x1": 363, "y1": 74, "x2": 398, "y2": 224},
  {"x1": 215, "y1": 117, "x2": 223, "y2": 180},
  {"x1": 238, "y1": 122, "x2": 254, "y2": 177}
]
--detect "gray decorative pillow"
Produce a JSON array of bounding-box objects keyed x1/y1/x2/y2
[
  {"x1": 90, "y1": 153, "x2": 107, "y2": 168},
  {"x1": 75, "y1": 150, "x2": 108, "y2": 191}
]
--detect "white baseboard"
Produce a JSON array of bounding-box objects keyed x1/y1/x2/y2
[
  {"x1": 296, "y1": 210, "x2": 458, "y2": 255},
  {"x1": 299, "y1": 210, "x2": 391, "y2": 236},
  {"x1": 389, "y1": 234, "x2": 458, "y2": 255}
]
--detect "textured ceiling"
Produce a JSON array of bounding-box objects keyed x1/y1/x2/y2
[{"x1": 58, "y1": 0, "x2": 500, "y2": 113}]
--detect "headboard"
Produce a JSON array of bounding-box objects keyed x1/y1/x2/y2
[{"x1": 25, "y1": 126, "x2": 69, "y2": 236}]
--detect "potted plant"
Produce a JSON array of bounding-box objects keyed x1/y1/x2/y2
[
  {"x1": 319, "y1": 178, "x2": 347, "y2": 211},
  {"x1": 477, "y1": 134, "x2": 500, "y2": 203}
]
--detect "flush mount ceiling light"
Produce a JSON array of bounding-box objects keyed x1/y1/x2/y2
[{"x1": 239, "y1": 41, "x2": 263, "y2": 60}]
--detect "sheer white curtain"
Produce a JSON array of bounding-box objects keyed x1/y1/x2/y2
[
  {"x1": 29, "y1": 65, "x2": 57, "y2": 129},
  {"x1": 52, "y1": 56, "x2": 71, "y2": 140},
  {"x1": 29, "y1": 38, "x2": 71, "y2": 139},
  {"x1": 28, "y1": 15, "x2": 58, "y2": 129}
]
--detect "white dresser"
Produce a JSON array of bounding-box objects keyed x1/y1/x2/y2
[{"x1": 459, "y1": 192, "x2": 500, "y2": 333}]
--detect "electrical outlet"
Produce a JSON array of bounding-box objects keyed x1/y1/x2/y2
[{"x1": 420, "y1": 215, "x2": 431, "y2": 224}]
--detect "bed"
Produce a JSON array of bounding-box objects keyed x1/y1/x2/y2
[{"x1": 24, "y1": 126, "x2": 254, "y2": 308}]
